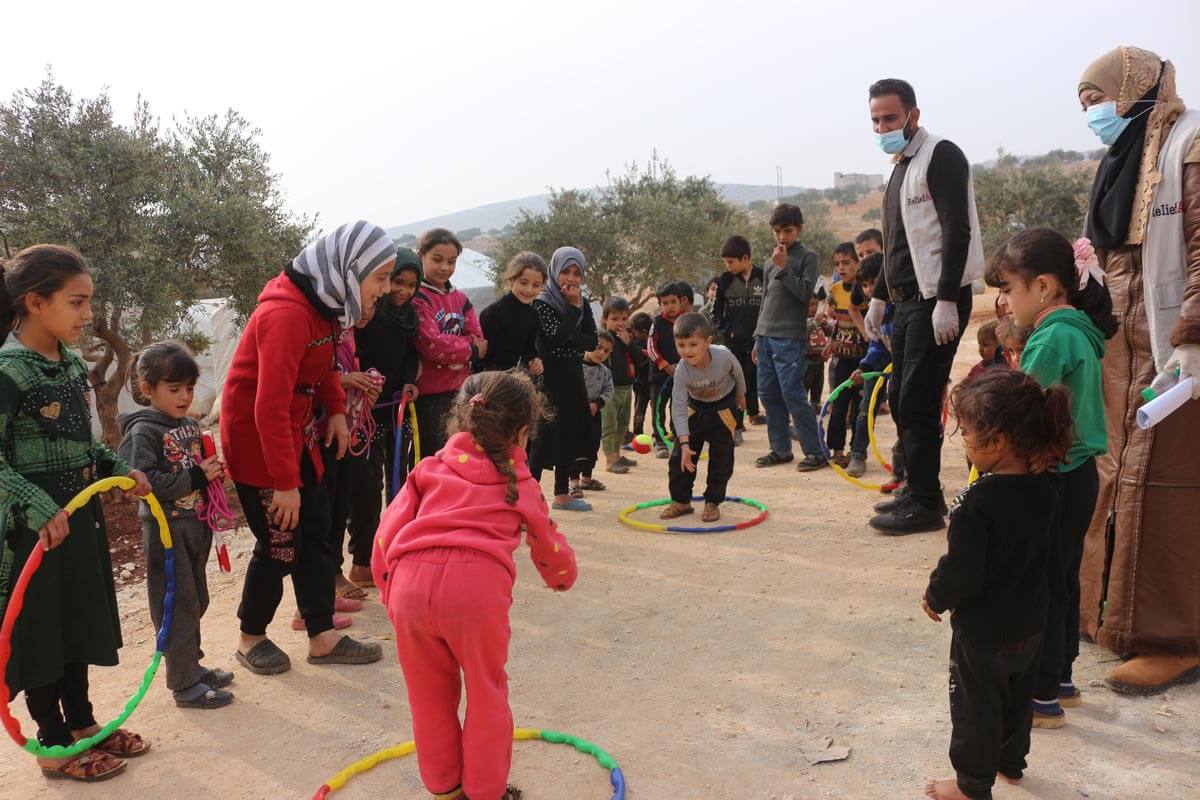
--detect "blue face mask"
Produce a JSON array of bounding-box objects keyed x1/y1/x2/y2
[
  {"x1": 875, "y1": 114, "x2": 911, "y2": 155},
  {"x1": 1087, "y1": 101, "x2": 1130, "y2": 146}
]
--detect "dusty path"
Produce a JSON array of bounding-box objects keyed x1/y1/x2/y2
[{"x1": 3, "y1": 316, "x2": 1197, "y2": 799}]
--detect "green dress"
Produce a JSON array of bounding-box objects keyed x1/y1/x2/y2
[{"x1": 0, "y1": 334, "x2": 129, "y2": 694}]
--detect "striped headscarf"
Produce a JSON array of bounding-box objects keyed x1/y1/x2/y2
[{"x1": 290, "y1": 221, "x2": 398, "y2": 327}]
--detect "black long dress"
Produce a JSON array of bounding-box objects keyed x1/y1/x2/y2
[
  {"x1": 529, "y1": 300, "x2": 598, "y2": 490},
  {"x1": 475, "y1": 291, "x2": 538, "y2": 372}
]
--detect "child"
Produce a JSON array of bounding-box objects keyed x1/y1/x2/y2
[
  {"x1": 372, "y1": 371, "x2": 577, "y2": 800},
  {"x1": 804, "y1": 289, "x2": 829, "y2": 410},
  {"x1": 922, "y1": 368, "x2": 1072, "y2": 800},
  {"x1": 476, "y1": 252, "x2": 546, "y2": 375},
  {"x1": 119, "y1": 342, "x2": 233, "y2": 710},
  {"x1": 825, "y1": 242, "x2": 869, "y2": 468},
  {"x1": 647, "y1": 282, "x2": 683, "y2": 458},
  {"x1": 699, "y1": 277, "x2": 723, "y2": 344},
  {"x1": 985, "y1": 228, "x2": 1115, "y2": 726},
  {"x1": 412, "y1": 228, "x2": 486, "y2": 457},
  {"x1": 676, "y1": 280, "x2": 696, "y2": 315},
  {"x1": 661, "y1": 313, "x2": 746, "y2": 523},
  {"x1": 600, "y1": 297, "x2": 642, "y2": 473},
  {"x1": 629, "y1": 311, "x2": 654, "y2": 438},
  {"x1": 530, "y1": 247, "x2": 599, "y2": 512},
  {"x1": 963, "y1": 322, "x2": 1000, "y2": 385},
  {"x1": 848, "y1": 253, "x2": 891, "y2": 478},
  {"x1": 350, "y1": 248, "x2": 422, "y2": 587},
  {"x1": 0, "y1": 244, "x2": 152, "y2": 781},
  {"x1": 572, "y1": 331, "x2": 614, "y2": 493},
  {"x1": 714, "y1": 235, "x2": 765, "y2": 434},
  {"x1": 854, "y1": 227, "x2": 883, "y2": 260},
  {"x1": 996, "y1": 318, "x2": 1031, "y2": 369},
  {"x1": 222, "y1": 221, "x2": 392, "y2": 675}
]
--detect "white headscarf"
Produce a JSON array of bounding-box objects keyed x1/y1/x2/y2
[{"x1": 290, "y1": 221, "x2": 397, "y2": 327}]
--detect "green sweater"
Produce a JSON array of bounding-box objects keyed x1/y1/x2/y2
[{"x1": 1020, "y1": 308, "x2": 1107, "y2": 473}]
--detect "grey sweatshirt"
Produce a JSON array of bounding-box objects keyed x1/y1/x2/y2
[
  {"x1": 671, "y1": 345, "x2": 746, "y2": 437},
  {"x1": 582, "y1": 359, "x2": 614, "y2": 407},
  {"x1": 754, "y1": 241, "x2": 819, "y2": 340},
  {"x1": 118, "y1": 408, "x2": 210, "y2": 521}
]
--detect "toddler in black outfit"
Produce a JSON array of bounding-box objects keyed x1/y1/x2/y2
[{"x1": 922, "y1": 369, "x2": 1073, "y2": 800}]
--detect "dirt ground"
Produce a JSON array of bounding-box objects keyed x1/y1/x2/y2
[{"x1": 3, "y1": 309, "x2": 1198, "y2": 800}]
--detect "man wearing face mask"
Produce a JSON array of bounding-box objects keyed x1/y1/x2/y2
[{"x1": 863, "y1": 78, "x2": 984, "y2": 535}]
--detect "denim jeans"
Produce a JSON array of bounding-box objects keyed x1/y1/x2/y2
[
  {"x1": 756, "y1": 336, "x2": 822, "y2": 457},
  {"x1": 853, "y1": 372, "x2": 883, "y2": 461}
]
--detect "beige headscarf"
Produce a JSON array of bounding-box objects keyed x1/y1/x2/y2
[{"x1": 1079, "y1": 46, "x2": 1186, "y2": 246}]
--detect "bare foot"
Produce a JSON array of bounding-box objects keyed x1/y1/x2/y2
[
  {"x1": 238, "y1": 633, "x2": 267, "y2": 657},
  {"x1": 334, "y1": 574, "x2": 358, "y2": 594},
  {"x1": 308, "y1": 628, "x2": 345, "y2": 658},
  {"x1": 998, "y1": 773, "x2": 1022, "y2": 785},
  {"x1": 347, "y1": 564, "x2": 374, "y2": 585},
  {"x1": 925, "y1": 778, "x2": 971, "y2": 800}
]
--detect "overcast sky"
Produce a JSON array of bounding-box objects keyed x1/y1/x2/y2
[{"x1": 3, "y1": 1, "x2": 1198, "y2": 230}]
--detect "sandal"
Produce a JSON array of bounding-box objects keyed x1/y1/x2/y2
[
  {"x1": 579, "y1": 478, "x2": 606, "y2": 491},
  {"x1": 199, "y1": 667, "x2": 235, "y2": 689},
  {"x1": 551, "y1": 498, "x2": 592, "y2": 512},
  {"x1": 235, "y1": 639, "x2": 292, "y2": 675},
  {"x1": 307, "y1": 635, "x2": 384, "y2": 666},
  {"x1": 174, "y1": 682, "x2": 235, "y2": 710},
  {"x1": 91, "y1": 728, "x2": 151, "y2": 758},
  {"x1": 41, "y1": 750, "x2": 127, "y2": 782},
  {"x1": 334, "y1": 595, "x2": 364, "y2": 613},
  {"x1": 336, "y1": 582, "x2": 369, "y2": 601},
  {"x1": 701, "y1": 503, "x2": 721, "y2": 523},
  {"x1": 659, "y1": 502, "x2": 694, "y2": 520},
  {"x1": 569, "y1": 484, "x2": 584, "y2": 499},
  {"x1": 755, "y1": 451, "x2": 794, "y2": 468}
]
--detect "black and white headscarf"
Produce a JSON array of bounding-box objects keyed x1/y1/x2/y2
[{"x1": 290, "y1": 221, "x2": 397, "y2": 327}]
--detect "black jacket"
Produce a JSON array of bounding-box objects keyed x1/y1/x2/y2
[
  {"x1": 713, "y1": 267, "x2": 764, "y2": 352},
  {"x1": 475, "y1": 292, "x2": 538, "y2": 372},
  {"x1": 356, "y1": 306, "x2": 419, "y2": 428}
]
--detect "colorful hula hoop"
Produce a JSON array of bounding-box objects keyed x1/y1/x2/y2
[
  {"x1": 618, "y1": 495, "x2": 768, "y2": 534},
  {"x1": 866, "y1": 364, "x2": 895, "y2": 473},
  {"x1": 311, "y1": 727, "x2": 625, "y2": 800},
  {"x1": 0, "y1": 477, "x2": 173, "y2": 758},
  {"x1": 409, "y1": 400, "x2": 421, "y2": 463},
  {"x1": 816, "y1": 372, "x2": 887, "y2": 492}
]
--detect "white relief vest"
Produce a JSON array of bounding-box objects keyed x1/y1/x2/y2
[
  {"x1": 896, "y1": 129, "x2": 985, "y2": 299},
  {"x1": 1142, "y1": 109, "x2": 1200, "y2": 370}
]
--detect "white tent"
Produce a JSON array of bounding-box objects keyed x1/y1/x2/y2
[{"x1": 455, "y1": 247, "x2": 499, "y2": 311}]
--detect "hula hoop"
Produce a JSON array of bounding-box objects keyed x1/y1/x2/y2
[
  {"x1": 0, "y1": 477, "x2": 173, "y2": 758},
  {"x1": 618, "y1": 495, "x2": 768, "y2": 534},
  {"x1": 816, "y1": 372, "x2": 887, "y2": 492},
  {"x1": 655, "y1": 393, "x2": 673, "y2": 452},
  {"x1": 311, "y1": 727, "x2": 625, "y2": 800},
  {"x1": 865, "y1": 364, "x2": 895, "y2": 473},
  {"x1": 408, "y1": 400, "x2": 421, "y2": 463},
  {"x1": 389, "y1": 396, "x2": 409, "y2": 503}
]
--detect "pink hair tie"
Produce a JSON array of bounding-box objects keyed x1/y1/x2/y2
[
  {"x1": 1072, "y1": 237, "x2": 1105, "y2": 291},
  {"x1": 469, "y1": 393, "x2": 487, "y2": 407}
]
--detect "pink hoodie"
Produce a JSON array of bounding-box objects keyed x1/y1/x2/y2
[
  {"x1": 371, "y1": 431, "x2": 578, "y2": 595},
  {"x1": 412, "y1": 282, "x2": 484, "y2": 396}
]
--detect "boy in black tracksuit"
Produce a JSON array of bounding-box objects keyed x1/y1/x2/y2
[
  {"x1": 629, "y1": 312, "x2": 653, "y2": 438},
  {"x1": 713, "y1": 235, "x2": 764, "y2": 434},
  {"x1": 646, "y1": 282, "x2": 684, "y2": 456}
]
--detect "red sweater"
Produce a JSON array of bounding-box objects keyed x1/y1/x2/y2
[
  {"x1": 220, "y1": 274, "x2": 346, "y2": 491},
  {"x1": 371, "y1": 432, "x2": 578, "y2": 594}
]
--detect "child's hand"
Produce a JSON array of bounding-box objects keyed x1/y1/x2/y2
[
  {"x1": 616, "y1": 328, "x2": 631, "y2": 345},
  {"x1": 736, "y1": 395, "x2": 746, "y2": 410},
  {"x1": 473, "y1": 336, "x2": 489, "y2": 359},
  {"x1": 680, "y1": 443, "x2": 696, "y2": 472},
  {"x1": 589, "y1": 402, "x2": 599, "y2": 416},
  {"x1": 665, "y1": 363, "x2": 677, "y2": 377},
  {"x1": 921, "y1": 595, "x2": 941, "y2": 622},
  {"x1": 528, "y1": 358, "x2": 544, "y2": 377},
  {"x1": 851, "y1": 369, "x2": 864, "y2": 386},
  {"x1": 126, "y1": 470, "x2": 152, "y2": 498},
  {"x1": 269, "y1": 488, "x2": 301, "y2": 531},
  {"x1": 200, "y1": 455, "x2": 225, "y2": 482},
  {"x1": 37, "y1": 510, "x2": 70, "y2": 551},
  {"x1": 341, "y1": 372, "x2": 377, "y2": 394},
  {"x1": 325, "y1": 413, "x2": 350, "y2": 459},
  {"x1": 561, "y1": 282, "x2": 583, "y2": 308},
  {"x1": 772, "y1": 243, "x2": 788, "y2": 267},
  {"x1": 822, "y1": 342, "x2": 834, "y2": 361},
  {"x1": 402, "y1": 384, "x2": 420, "y2": 401}
]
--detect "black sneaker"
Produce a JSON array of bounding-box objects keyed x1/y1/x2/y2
[
  {"x1": 874, "y1": 485, "x2": 911, "y2": 514},
  {"x1": 870, "y1": 496, "x2": 945, "y2": 535},
  {"x1": 795, "y1": 455, "x2": 828, "y2": 472}
]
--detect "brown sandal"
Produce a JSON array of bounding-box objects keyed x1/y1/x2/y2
[
  {"x1": 91, "y1": 728, "x2": 151, "y2": 758},
  {"x1": 41, "y1": 750, "x2": 127, "y2": 782},
  {"x1": 701, "y1": 503, "x2": 721, "y2": 523},
  {"x1": 659, "y1": 502, "x2": 693, "y2": 520},
  {"x1": 337, "y1": 582, "x2": 369, "y2": 601}
]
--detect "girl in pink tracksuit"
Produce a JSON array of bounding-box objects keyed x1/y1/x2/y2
[
  {"x1": 372, "y1": 370, "x2": 577, "y2": 800},
  {"x1": 411, "y1": 228, "x2": 485, "y2": 457}
]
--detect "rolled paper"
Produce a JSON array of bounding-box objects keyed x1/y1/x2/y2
[{"x1": 1136, "y1": 377, "x2": 1195, "y2": 430}]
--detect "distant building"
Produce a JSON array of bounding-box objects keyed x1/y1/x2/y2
[{"x1": 834, "y1": 172, "x2": 885, "y2": 191}]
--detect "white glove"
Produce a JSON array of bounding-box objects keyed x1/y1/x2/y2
[
  {"x1": 865, "y1": 298, "x2": 886, "y2": 342},
  {"x1": 931, "y1": 299, "x2": 960, "y2": 346},
  {"x1": 1165, "y1": 344, "x2": 1200, "y2": 400}
]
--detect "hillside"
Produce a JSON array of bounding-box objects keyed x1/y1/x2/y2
[{"x1": 387, "y1": 183, "x2": 812, "y2": 238}]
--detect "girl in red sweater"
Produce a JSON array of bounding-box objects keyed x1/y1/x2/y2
[
  {"x1": 221, "y1": 221, "x2": 395, "y2": 675},
  {"x1": 372, "y1": 370, "x2": 578, "y2": 800}
]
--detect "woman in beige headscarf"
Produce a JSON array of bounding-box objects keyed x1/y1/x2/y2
[{"x1": 1076, "y1": 46, "x2": 1200, "y2": 696}]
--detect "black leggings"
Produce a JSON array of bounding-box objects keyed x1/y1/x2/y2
[{"x1": 24, "y1": 663, "x2": 97, "y2": 747}]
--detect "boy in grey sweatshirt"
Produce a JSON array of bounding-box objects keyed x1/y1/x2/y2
[{"x1": 573, "y1": 332, "x2": 615, "y2": 491}]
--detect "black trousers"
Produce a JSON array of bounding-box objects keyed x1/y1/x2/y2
[
  {"x1": 888, "y1": 290, "x2": 972, "y2": 511},
  {"x1": 1035, "y1": 459, "x2": 1099, "y2": 697},
  {"x1": 949, "y1": 631, "x2": 1042, "y2": 800},
  {"x1": 826, "y1": 356, "x2": 863, "y2": 454},
  {"x1": 236, "y1": 455, "x2": 336, "y2": 637},
  {"x1": 571, "y1": 411, "x2": 603, "y2": 479},
  {"x1": 346, "y1": 426, "x2": 403, "y2": 569},
  {"x1": 415, "y1": 391, "x2": 455, "y2": 459},
  {"x1": 731, "y1": 348, "x2": 759, "y2": 427},
  {"x1": 24, "y1": 663, "x2": 96, "y2": 747},
  {"x1": 322, "y1": 444, "x2": 377, "y2": 572},
  {"x1": 803, "y1": 361, "x2": 824, "y2": 410},
  {"x1": 632, "y1": 384, "x2": 650, "y2": 435},
  {"x1": 668, "y1": 406, "x2": 737, "y2": 505}
]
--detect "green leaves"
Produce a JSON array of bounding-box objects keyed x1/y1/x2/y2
[{"x1": 974, "y1": 148, "x2": 1092, "y2": 254}]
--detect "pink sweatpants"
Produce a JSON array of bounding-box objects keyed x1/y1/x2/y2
[{"x1": 385, "y1": 546, "x2": 514, "y2": 800}]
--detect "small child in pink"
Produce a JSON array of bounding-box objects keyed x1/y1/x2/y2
[{"x1": 372, "y1": 370, "x2": 577, "y2": 800}]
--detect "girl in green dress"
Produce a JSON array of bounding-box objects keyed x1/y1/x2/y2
[{"x1": 0, "y1": 244, "x2": 151, "y2": 782}]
